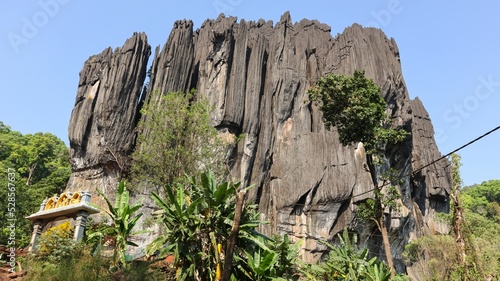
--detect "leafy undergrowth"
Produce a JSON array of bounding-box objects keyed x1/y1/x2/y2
[
  {"x1": 21, "y1": 177, "x2": 500, "y2": 280},
  {"x1": 23, "y1": 245, "x2": 170, "y2": 281},
  {"x1": 21, "y1": 228, "x2": 408, "y2": 281},
  {"x1": 22, "y1": 172, "x2": 411, "y2": 281}
]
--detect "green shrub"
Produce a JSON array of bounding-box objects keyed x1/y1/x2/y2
[
  {"x1": 35, "y1": 221, "x2": 79, "y2": 263},
  {"x1": 148, "y1": 171, "x2": 262, "y2": 280},
  {"x1": 235, "y1": 234, "x2": 303, "y2": 281},
  {"x1": 25, "y1": 245, "x2": 112, "y2": 281},
  {"x1": 25, "y1": 245, "x2": 169, "y2": 281},
  {"x1": 403, "y1": 235, "x2": 459, "y2": 280}
]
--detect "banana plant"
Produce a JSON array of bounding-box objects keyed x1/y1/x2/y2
[
  {"x1": 365, "y1": 262, "x2": 392, "y2": 281},
  {"x1": 238, "y1": 248, "x2": 279, "y2": 281},
  {"x1": 234, "y1": 233, "x2": 306, "y2": 281},
  {"x1": 88, "y1": 181, "x2": 146, "y2": 269},
  {"x1": 147, "y1": 171, "x2": 261, "y2": 281},
  {"x1": 318, "y1": 228, "x2": 393, "y2": 281}
]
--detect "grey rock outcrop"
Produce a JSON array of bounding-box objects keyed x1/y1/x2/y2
[
  {"x1": 65, "y1": 13, "x2": 451, "y2": 271},
  {"x1": 66, "y1": 32, "x2": 151, "y2": 201},
  {"x1": 410, "y1": 97, "x2": 451, "y2": 234}
]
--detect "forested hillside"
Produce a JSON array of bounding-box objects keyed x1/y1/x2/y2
[
  {"x1": 461, "y1": 180, "x2": 500, "y2": 275},
  {"x1": 0, "y1": 121, "x2": 71, "y2": 247}
]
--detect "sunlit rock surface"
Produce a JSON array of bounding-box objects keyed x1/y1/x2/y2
[{"x1": 66, "y1": 13, "x2": 451, "y2": 272}]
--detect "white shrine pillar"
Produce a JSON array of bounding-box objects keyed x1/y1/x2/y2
[
  {"x1": 28, "y1": 219, "x2": 44, "y2": 252},
  {"x1": 73, "y1": 210, "x2": 90, "y2": 241}
]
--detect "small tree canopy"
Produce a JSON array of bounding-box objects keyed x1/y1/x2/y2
[
  {"x1": 308, "y1": 70, "x2": 408, "y2": 152},
  {"x1": 131, "y1": 90, "x2": 225, "y2": 187}
]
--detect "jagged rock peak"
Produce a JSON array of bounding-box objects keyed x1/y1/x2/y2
[
  {"x1": 67, "y1": 32, "x2": 150, "y2": 194},
  {"x1": 173, "y1": 19, "x2": 193, "y2": 29}
]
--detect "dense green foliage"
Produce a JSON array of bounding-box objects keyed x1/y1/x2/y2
[
  {"x1": 307, "y1": 70, "x2": 408, "y2": 152},
  {"x1": 236, "y1": 234, "x2": 304, "y2": 281},
  {"x1": 147, "y1": 171, "x2": 298, "y2": 280},
  {"x1": 131, "y1": 91, "x2": 225, "y2": 187},
  {"x1": 25, "y1": 243, "x2": 164, "y2": 281},
  {"x1": 461, "y1": 180, "x2": 500, "y2": 277},
  {"x1": 35, "y1": 221, "x2": 76, "y2": 262},
  {"x1": 0, "y1": 121, "x2": 71, "y2": 247},
  {"x1": 315, "y1": 229, "x2": 408, "y2": 281},
  {"x1": 462, "y1": 180, "x2": 500, "y2": 218}
]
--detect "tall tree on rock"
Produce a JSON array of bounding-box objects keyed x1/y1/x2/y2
[
  {"x1": 449, "y1": 153, "x2": 480, "y2": 280},
  {"x1": 308, "y1": 70, "x2": 409, "y2": 276}
]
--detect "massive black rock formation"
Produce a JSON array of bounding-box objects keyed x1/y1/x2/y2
[
  {"x1": 66, "y1": 13, "x2": 451, "y2": 271},
  {"x1": 66, "y1": 32, "x2": 150, "y2": 198}
]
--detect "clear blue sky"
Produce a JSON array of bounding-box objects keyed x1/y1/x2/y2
[{"x1": 1, "y1": 1, "x2": 499, "y2": 186}]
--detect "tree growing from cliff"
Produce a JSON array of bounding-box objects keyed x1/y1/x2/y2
[
  {"x1": 308, "y1": 70, "x2": 409, "y2": 276},
  {"x1": 449, "y1": 153, "x2": 481, "y2": 280},
  {"x1": 308, "y1": 70, "x2": 407, "y2": 152},
  {"x1": 403, "y1": 167, "x2": 496, "y2": 280},
  {"x1": 131, "y1": 90, "x2": 225, "y2": 187}
]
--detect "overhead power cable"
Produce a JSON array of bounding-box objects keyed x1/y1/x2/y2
[
  {"x1": 274, "y1": 125, "x2": 500, "y2": 205},
  {"x1": 356, "y1": 125, "x2": 500, "y2": 198},
  {"x1": 411, "y1": 125, "x2": 500, "y2": 176}
]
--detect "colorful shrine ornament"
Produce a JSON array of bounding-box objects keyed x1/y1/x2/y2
[{"x1": 39, "y1": 191, "x2": 92, "y2": 211}]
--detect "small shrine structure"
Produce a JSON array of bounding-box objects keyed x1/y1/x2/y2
[{"x1": 26, "y1": 191, "x2": 99, "y2": 252}]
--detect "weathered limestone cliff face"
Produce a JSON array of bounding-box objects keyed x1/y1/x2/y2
[
  {"x1": 66, "y1": 13, "x2": 451, "y2": 271},
  {"x1": 66, "y1": 32, "x2": 150, "y2": 201},
  {"x1": 410, "y1": 97, "x2": 451, "y2": 234}
]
